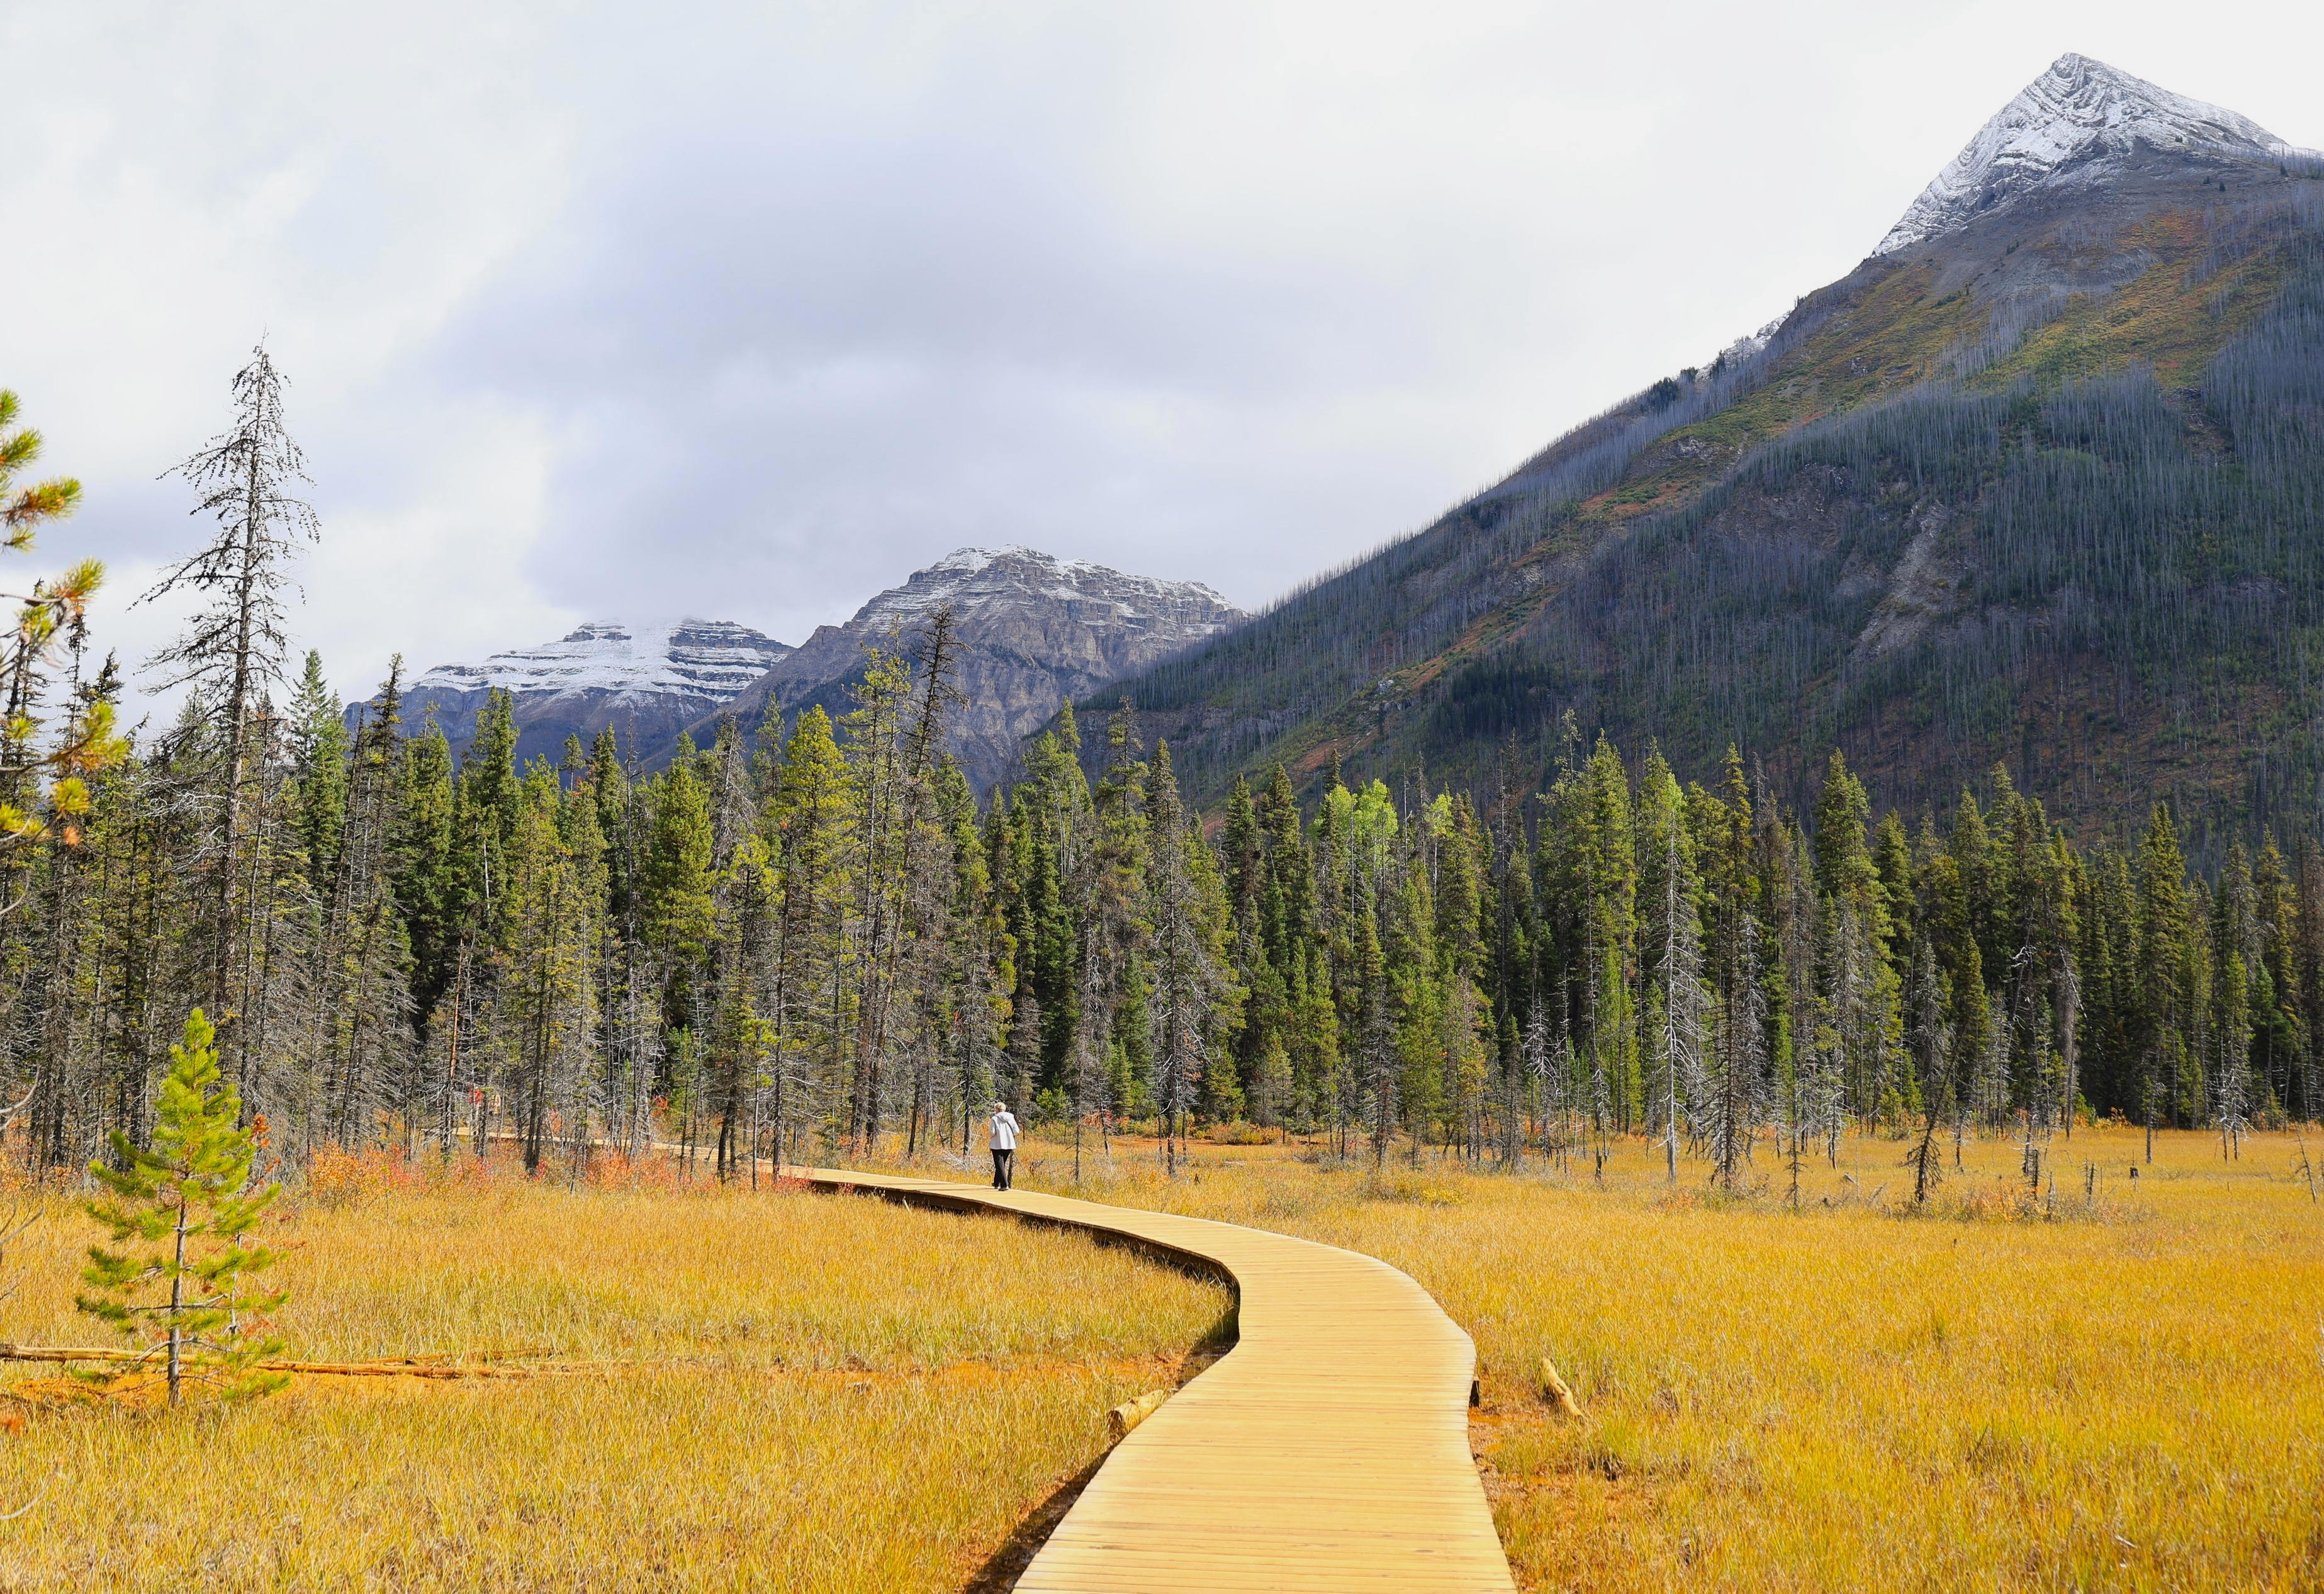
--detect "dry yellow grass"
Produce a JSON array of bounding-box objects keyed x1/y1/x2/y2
[
  {"x1": 991, "y1": 1123, "x2": 2324, "y2": 1591},
  {"x1": 0, "y1": 1162, "x2": 1231, "y2": 1593},
  {"x1": 4, "y1": 1128, "x2": 2315, "y2": 1591}
]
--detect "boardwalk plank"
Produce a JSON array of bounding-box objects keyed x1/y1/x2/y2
[{"x1": 791, "y1": 1166, "x2": 1516, "y2": 1593}]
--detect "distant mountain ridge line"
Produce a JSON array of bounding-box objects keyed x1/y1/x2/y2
[
  {"x1": 388, "y1": 546, "x2": 1245, "y2": 790},
  {"x1": 411, "y1": 617, "x2": 792, "y2": 702}
]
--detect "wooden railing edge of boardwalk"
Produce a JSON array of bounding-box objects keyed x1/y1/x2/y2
[
  {"x1": 789, "y1": 1165, "x2": 1243, "y2": 1283},
  {"x1": 787, "y1": 1163, "x2": 1519, "y2": 1594}
]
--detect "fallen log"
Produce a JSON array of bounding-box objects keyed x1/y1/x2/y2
[
  {"x1": 1106, "y1": 1388, "x2": 1170, "y2": 1441},
  {"x1": 0, "y1": 1344, "x2": 532, "y2": 1379}
]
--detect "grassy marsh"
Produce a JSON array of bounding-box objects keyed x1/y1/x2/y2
[
  {"x1": 0, "y1": 1166, "x2": 1231, "y2": 1593},
  {"x1": 995, "y1": 1122, "x2": 2324, "y2": 1591}
]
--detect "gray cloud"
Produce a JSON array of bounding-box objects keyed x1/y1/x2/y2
[{"x1": 5, "y1": 0, "x2": 2318, "y2": 709}]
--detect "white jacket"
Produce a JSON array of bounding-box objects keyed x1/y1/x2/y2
[{"x1": 988, "y1": 1110, "x2": 1020, "y2": 1152}]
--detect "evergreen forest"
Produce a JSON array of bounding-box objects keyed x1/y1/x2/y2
[
  {"x1": 10, "y1": 629, "x2": 2321, "y2": 1186},
  {"x1": 11, "y1": 272, "x2": 2324, "y2": 1193}
]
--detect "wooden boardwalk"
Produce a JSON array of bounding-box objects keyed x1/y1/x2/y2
[{"x1": 792, "y1": 1165, "x2": 1515, "y2": 1593}]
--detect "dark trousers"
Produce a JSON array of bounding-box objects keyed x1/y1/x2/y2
[{"x1": 991, "y1": 1148, "x2": 1014, "y2": 1190}]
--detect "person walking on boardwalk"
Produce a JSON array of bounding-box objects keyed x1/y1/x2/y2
[{"x1": 987, "y1": 1101, "x2": 1021, "y2": 1190}]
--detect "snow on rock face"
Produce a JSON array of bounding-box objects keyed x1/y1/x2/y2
[
  {"x1": 1876, "y1": 53, "x2": 2318, "y2": 257},
  {"x1": 401, "y1": 549, "x2": 1238, "y2": 785},
  {"x1": 846, "y1": 545, "x2": 1239, "y2": 634},
  {"x1": 413, "y1": 619, "x2": 791, "y2": 707},
  {"x1": 748, "y1": 546, "x2": 1245, "y2": 790}
]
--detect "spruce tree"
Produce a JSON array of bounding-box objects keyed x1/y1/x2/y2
[
  {"x1": 2135, "y1": 805, "x2": 2194, "y2": 1152},
  {"x1": 499, "y1": 766, "x2": 596, "y2": 1174},
  {"x1": 1146, "y1": 743, "x2": 1236, "y2": 1171},
  {"x1": 284, "y1": 650, "x2": 347, "y2": 884},
  {"x1": 765, "y1": 705, "x2": 854, "y2": 1158},
  {"x1": 1907, "y1": 938, "x2": 1951, "y2": 1205}
]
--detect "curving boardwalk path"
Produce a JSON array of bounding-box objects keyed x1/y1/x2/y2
[{"x1": 790, "y1": 1165, "x2": 1515, "y2": 1593}]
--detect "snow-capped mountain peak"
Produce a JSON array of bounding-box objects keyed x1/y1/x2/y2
[
  {"x1": 741, "y1": 546, "x2": 1245, "y2": 789},
  {"x1": 393, "y1": 549, "x2": 1242, "y2": 786},
  {"x1": 1876, "y1": 53, "x2": 2319, "y2": 257},
  {"x1": 413, "y1": 618, "x2": 791, "y2": 705},
  {"x1": 856, "y1": 546, "x2": 1238, "y2": 629}
]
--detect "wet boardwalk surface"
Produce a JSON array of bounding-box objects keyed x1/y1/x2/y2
[{"x1": 792, "y1": 1165, "x2": 1515, "y2": 1594}]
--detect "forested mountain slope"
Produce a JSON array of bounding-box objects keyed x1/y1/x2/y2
[{"x1": 1116, "y1": 55, "x2": 2324, "y2": 853}]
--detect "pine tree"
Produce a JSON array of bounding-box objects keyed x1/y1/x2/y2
[
  {"x1": 78, "y1": 1008, "x2": 287, "y2": 1406},
  {"x1": 1907, "y1": 937, "x2": 1951, "y2": 1204},
  {"x1": 1221, "y1": 773, "x2": 1275, "y2": 1096},
  {"x1": 307, "y1": 663, "x2": 413, "y2": 1153},
  {"x1": 765, "y1": 706, "x2": 855, "y2": 1159},
  {"x1": 284, "y1": 651, "x2": 347, "y2": 884},
  {"x1": 710, "y1": 830, "x2": 775, "y2": 1181},
  {"x1": 641, "y1": 753, "x2": 717, "y2": 1033},
  {"x1": 1355, "y1": 890, "x2": 1395, "y2": 1166},
  {"x1": 2135, "y1": 805, "x2": 2194, "y2": 1153},
  {"x1": 498, "y1": 766, "x2": 597, "y2": 1174},
  {"x1": 838, "y1": 649, "x2": 911, "y2": 1151},
  {"x1": 2211, "y1": 871, "x2": 2255, "y2": 1159},
  {"x1": 0, "y1": 385, "x2": 109, "y2": 873},
  {"x1": 1387, "y1": 822, "x2": 1444, "y2": 1150},
  {"x1": 1145, "y1": 743, "x2": 1237, "y2": 1172},
  {"x1": 1065, "y1": 702, "x2": 1148, "y2": 1174},
  {"x1": 394, "y1": 712, "x2": 478, "y2": 1151},
  {"x1": 1812, "y1": 753, "x2": 1900, "y2": 1120},
  {"x1": 935, "y1": 759, "x2": 1002, "y2": 1158}
]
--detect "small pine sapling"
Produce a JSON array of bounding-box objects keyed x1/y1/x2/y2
[{"x1": 77, "y1": 1008, "x2": 288, "y2": 1406}]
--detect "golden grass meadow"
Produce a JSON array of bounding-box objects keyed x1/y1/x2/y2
[
  {"x1": 0, "y1": 1159, "x2": 1230, "y2": 1593},
  {"x1": 0, "y1": 1125, "x2": 2316, "y2": 1590},
  {"x1": 992, "y1": 1122, "x2": 2324, "y2": 1593}
]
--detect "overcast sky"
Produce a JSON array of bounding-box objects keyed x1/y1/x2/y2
[{"x1": 5, "y1": 0, "x2": 2319, "y2": 712}]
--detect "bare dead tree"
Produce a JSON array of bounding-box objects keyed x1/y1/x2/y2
[
  {"x1": 1907, "y1": 940, "x2": 1951, "y2": 1206},
  {"x1": 1652, "y1": 824, "x2": 1707, "y2": 1184},
  {"x1": 140, "y1": 345, "x2": 318, "y2": 1075}
]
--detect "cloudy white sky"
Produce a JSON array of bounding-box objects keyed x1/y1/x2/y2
[{"x1": 4, "y1": 0, "x2": 2319, "y2": 711}]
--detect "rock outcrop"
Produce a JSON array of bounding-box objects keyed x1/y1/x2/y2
[{"x1": 718, "y1": 547, "x2": 1243, "y2": 790}]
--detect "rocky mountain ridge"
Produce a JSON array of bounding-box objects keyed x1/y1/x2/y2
[
  {"x1": 411, "y1": 619, "x2": 790, "y2": 702},
  {"x1": 395, "y1": 548, "x2": 1241, "y2": 785},
  {"x1": 400, "y1": 619, "x2": 790, "y2": 772},
  {"x1": 709, "y1": 546, "x2": 1242, "y2": 790}
]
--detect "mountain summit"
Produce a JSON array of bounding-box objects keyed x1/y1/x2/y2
[
  {"x1": 1877, "y1": 53, "x2": 2318, "y2": 256},
  {"x1": 1108, "y1": 53, "x2": 2324, "y2": 838},
  {"x1": 719, "y1": 546, "x2": 1242, "y2": 790},
  {"x1": 412, "y1": 619, "x2": 790, "y2": 704},
  {"x1": 401, "y1": 619, "x2": 790, "y2": 768}
]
